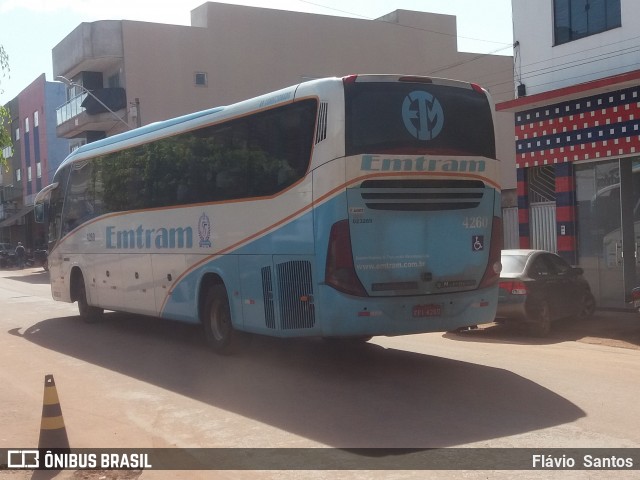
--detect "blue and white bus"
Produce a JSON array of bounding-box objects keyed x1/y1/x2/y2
[{"x1": 36, "y1": 75, "x2": 502, "y2": 353}]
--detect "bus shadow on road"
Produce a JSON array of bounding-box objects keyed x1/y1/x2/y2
[
  {"x1": 3, "y1": 270, "x2": 50, "y2": 285},
  {"x1": 16, "y1": 312, "x2": 585, "y2": 448}
]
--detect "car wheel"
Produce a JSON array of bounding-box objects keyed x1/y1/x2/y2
[
  {"x1": 531, "y1": 301, "x2": 551, "y2": 337},
  {"x1": 576, "y1": 292, "x2": 596, "y2": 320}
]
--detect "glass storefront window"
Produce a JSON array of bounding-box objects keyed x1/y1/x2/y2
[
  {"x1": 576, "y1": 157, "x2": 640, "y2": 308},
  {"x1": 576, "y1": 160, "x2": 621, "y2": 307}
]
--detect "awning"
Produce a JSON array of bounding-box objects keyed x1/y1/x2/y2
[{"x1": 0, "y1": 205, "x2": 35, "y2": 228}]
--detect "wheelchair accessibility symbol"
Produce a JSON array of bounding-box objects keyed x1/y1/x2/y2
[{"x1": 472, "y1": 235, "x2": 484, "y2": 252}]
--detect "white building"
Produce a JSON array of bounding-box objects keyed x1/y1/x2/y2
[{"x1": 498, "y1": 0, "x2": 640, "y2": 308}]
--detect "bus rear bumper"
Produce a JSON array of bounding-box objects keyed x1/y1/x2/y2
[{"x1": 317, "y1": 285, "x2": 498, "y2": 337}]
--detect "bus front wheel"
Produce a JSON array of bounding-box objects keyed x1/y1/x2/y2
[
  {"x1": 76, "y1": 274, "x2": 104, "y2": 323},
  {"x1": 202, "y1": 285, "x2": 244, "y2": 354}
]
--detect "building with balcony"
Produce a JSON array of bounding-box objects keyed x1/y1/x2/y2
[
  {"x1": 52, "y1": 2, "x2": 517, "y2": 201},
  {"x1": 0, "y1": 75, "x2": 69, "y2": 246},
  {"x1": 496, "y1": 0, "x2": 640, "y2": 308}
]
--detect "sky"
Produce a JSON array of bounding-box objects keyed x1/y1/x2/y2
[{"x1": 0, "y1": 0, "x2": 514, "y2": 104}]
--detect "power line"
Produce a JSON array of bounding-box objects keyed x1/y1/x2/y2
[
  {"x1": 489, "y1": 60, "x2": 640, "y2": 98},
  {"x1": 446, "y1": 34, "x2": 640, "y2": 97},
  {"x1": 484, "y1": 42, "x2": 640, "y2": 96},
  {"x1": 296, "y1": 0, "x2": 513, "y2": 47},
  {"x1": 423, "y1": 44, "x2": 514, "y2": 77},
  {"x1": 297, "y1": 0, "x2": 638, "y2": 103}
]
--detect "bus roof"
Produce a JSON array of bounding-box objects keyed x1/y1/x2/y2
[
  {"x1": 61, "y1": 105, "x2": 227, "y2": 165},
  {"x1": 53, "y1": 74, "x2": 488, "y2": 175}
]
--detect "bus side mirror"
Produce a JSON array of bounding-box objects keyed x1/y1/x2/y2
[
  {"x1": 35, "y1": 202, "x2": 46, "y2": 223},
  {"x1": 34, "y1": 182, "x2": 58, "y2": 224}
]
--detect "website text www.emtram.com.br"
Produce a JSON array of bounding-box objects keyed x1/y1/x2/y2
[
  {"x1": 354, "y1": 255, "x2": 427, "y2": 271},
  {"x1": 355, "y1": 261, "x2": 426, "y2": 271}
]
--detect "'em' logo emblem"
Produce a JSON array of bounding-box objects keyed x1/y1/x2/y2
[
  {"x1": 198, "y1": 212, "x2": 212, "y2": 248},
  {"x1": 402, "y1": 91, "x2": 444, "y2": 141}
]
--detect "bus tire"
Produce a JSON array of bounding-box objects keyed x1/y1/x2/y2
[
  {"x1": 202, "y1": 284, "x2": 244, "y2": 354},
  {"x1": 76, "y1": 274, "x2": 104, "y2": 323}
]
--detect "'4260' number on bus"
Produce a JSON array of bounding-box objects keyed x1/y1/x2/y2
[{"x1": 462, "y1": 216, "x2": 489, "y2": 229}]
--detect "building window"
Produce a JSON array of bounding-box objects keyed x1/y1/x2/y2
[
  {"x1": 34, "y1": 110, "x2": 39, "y2": 128},
  {"x1": 15, "y1": 127, "x2": 19, "y2": 141},
  {"x1": 37, "y1": 162, "x2": 42, "y2": 178},
  {"x1": 25, "y1": 117, "x2": 29, "y2": 133},
  {"x1": 28, "y1": 166, "x2": 32, "y2": 182},
  {"x1": 108, "y1": 73, "x2": 121, "y2": 88},
  {"x1": 16, "y1": 168, "x2": 21, "y2": 182},
  {"x1": 554, "y1": 0, "x2": 621, "y2": 45},
  {"x1": 195, "y1": 72, "x2": 208, "y2": 87}
]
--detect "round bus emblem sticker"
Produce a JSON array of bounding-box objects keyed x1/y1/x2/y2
[
  {"x1": 402, "y1": 91, "x2": 444, "y2": 141},
  {"x1": 199, "y1": 212, "x2": 212, "y2": 248}
]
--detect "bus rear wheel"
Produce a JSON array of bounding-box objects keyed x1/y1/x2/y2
[{"x1": 202, "y1": 285, "x2": 244, "y2": 354}]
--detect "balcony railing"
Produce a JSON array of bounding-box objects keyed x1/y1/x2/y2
[{"x1": 56, "y1": 92, "x2": 88, "y2": 126}]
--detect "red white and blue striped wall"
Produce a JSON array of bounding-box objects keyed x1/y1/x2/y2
[{"x1": 511, "y1": 83, "x2": 640, "y2": 264}]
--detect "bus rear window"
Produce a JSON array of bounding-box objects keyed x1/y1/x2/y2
[{"x1": 345, "y1": 81, "x2": 495, "y2": 159}]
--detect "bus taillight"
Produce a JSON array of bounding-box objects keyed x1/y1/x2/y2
[
  {"x1": 342, "y1": 75, "x2": 358, "y2": 85},
  {"x1": 479, "y1": 216, "x2": 503, "y2": 289},
  {"x1": 471, "y1": 83, "x2": 485, "y2": 94},
  {"x1": 325, "y1": 220, "x2": 368, "y2": 297}
]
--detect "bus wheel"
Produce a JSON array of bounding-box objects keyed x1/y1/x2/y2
[
  {"x1": 77, "y1": 275, "x2": 104, "y2": 323},
  {"x1": 203, "y1": 285, "x2": 243, "y2": 354}
]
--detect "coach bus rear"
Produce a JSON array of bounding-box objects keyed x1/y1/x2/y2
[{"x1": 307, "y1": 75, "x2": 502, "y2": 337}]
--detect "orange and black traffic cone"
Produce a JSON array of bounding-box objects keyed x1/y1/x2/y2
[{"x1": 38, "y1": 374, "x2": 70, "y2": 453}]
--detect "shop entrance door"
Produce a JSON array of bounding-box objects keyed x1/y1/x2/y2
[{"x1": 576, "y1": 158, "x2": 640, "y2": 309}]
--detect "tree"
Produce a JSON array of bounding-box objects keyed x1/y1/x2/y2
[{"x1": 1, "y1": 45, "x2": 11, "y2": 169}]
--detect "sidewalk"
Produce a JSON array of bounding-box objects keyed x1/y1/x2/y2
[
  {"x1": 557, "y1": 309, "x2": 640, "y2": 350},
  {"x1": 459, "y1": 309, "x2": 640, "y2": 350}
]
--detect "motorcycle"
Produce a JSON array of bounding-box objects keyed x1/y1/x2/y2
[
  {"x1": 631, "y1": 286, "x2": 640, "y2": 314},
  {"x1": 0, "y1": 250, "x2": 16, "y2": 269}
]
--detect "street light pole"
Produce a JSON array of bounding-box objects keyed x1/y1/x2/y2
[{"x1": 55, "y1": 76, "x2": 131, "y2": 130}]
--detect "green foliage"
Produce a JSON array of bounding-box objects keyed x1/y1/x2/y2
[{"x1": 0, "y1": 45, "x2": 11, "y2": 170}]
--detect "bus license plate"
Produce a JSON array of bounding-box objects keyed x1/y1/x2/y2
[{"x1": 412, "y1": 304, "x2": 442, "y2": 317}]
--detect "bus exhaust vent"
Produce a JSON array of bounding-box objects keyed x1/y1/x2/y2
[
  {"x1": 277, "y1": 260, "x2": 315, "y2": 329},
  {"x1": 261, "y1": 266, "x2": 276, "y2": 329},
  {"x1": 315, "y1": 102, "x2": 328, "y2": 144},
  {"x1": 359, "y1": 179, "x2": 485, "y2": 211}
]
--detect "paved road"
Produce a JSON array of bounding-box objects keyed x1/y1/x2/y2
[{"x1": 1, "y1": 267, "x2": 639, "y2": 479}]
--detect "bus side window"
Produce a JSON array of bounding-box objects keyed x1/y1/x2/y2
[{"x1": 63, "y1": 161, "x2": 102, "y2": 233}]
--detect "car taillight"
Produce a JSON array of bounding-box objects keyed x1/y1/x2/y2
[
  {"x1": 325, "y1": 220, "x2": 367, "y2": 297},
  {"x1": 631, "y1": 288, "x2": 640, "y2": 301},
  {"x1": 499, "y1": 280, "x2": 528, "y2": 295},
  {"x1": 478, "y1": 216, "x2": 503, "y2": 289}
]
